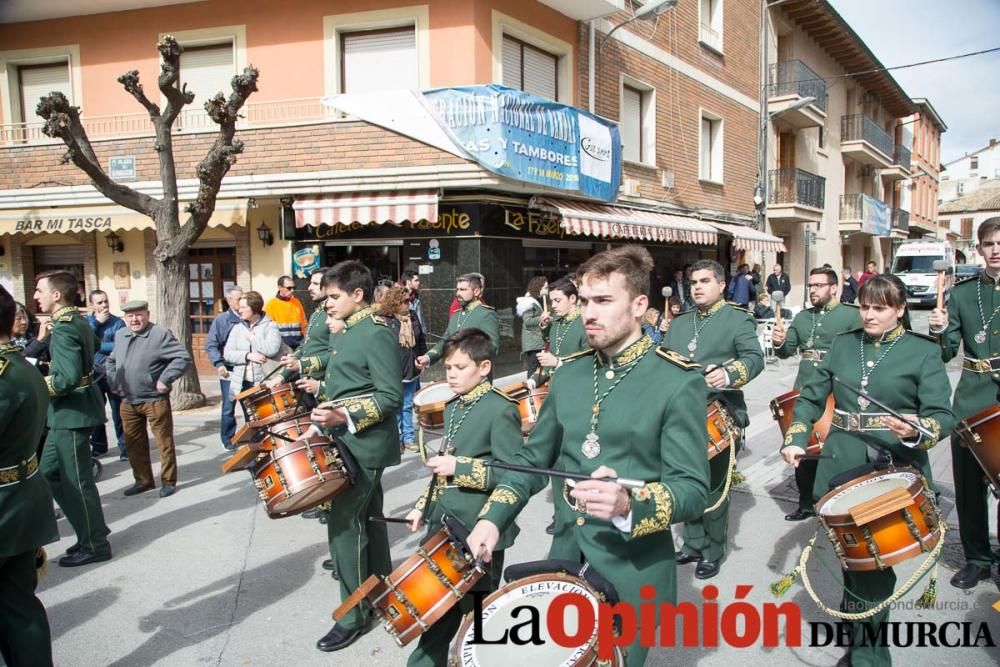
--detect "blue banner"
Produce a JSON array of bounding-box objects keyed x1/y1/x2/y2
[
  {"x1": 861, "y1": 194, "x2": 891, "y2": 237},
  {"x1": 424, "y1": 85, "x2": 622, "y2": 202}
]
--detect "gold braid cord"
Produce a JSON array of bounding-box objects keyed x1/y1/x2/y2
[{"x1": 703, "y1": 429, "x2": 738, "y2": 514}]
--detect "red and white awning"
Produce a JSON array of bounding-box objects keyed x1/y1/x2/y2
[
  {"x1": 534, "y1": 197, "x2": 717, "y2": 245},
  {"x1": 293, "y1": 189, "x2": 438, "y2": 228},
  {"x1": 707, "y1": 221, "x2": 787, "y2": 253}
]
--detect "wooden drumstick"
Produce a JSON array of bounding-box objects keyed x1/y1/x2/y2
[
  {"x1": 542, "y1": 290, "x2": 549, "y2": 314},
  {"x1": 933, "y1": 260, "x2": 949, "y2": 311},
  {"x1": 772, "y1": 290, "x2": 785, "y2": 333}
]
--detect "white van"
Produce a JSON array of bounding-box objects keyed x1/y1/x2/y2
[{"x1": 890, "y1": 241, "x2": 955, "y2": 306}]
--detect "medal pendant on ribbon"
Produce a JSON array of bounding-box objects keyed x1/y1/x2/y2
[
  {"x1": 857, "y1": 396, "x2": 870, "y2": 410},
  {"x1": 805, "y1": 338, "x2": 814, "y2": 348},
  {"x1": 688, "y1": 339, "x2": 697, "y2": 352},
  {"x1": 582, "y1": 432, "x2": 601, "y2": 459},
  {"x1": 975, "y1": 330, "x2": 987, "y2": 344}
]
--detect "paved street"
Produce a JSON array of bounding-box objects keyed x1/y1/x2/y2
[{"x1": 29, "y1": 310, "x2": 1000, "y2": 666}]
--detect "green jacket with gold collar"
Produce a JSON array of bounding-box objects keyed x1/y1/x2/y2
[
  {"x1": 426, "y1": 301, "x2": 500, "y2": 365},
  {"x1": 45, "y1": 305, "x2": 105, "y2": 429},
  {"x1": 0, "y1": 343, "x2": 58, "y2": 557},
  {"x1": 660, "y1": 300, "x2": 764, "y2": 427},
  {"x1": 932, "y1": 272, "x2": 1000, "y2": 420},
  {"x1": 534, "y1": 307, "x2": 588, "y2": 386},
  {"x1": 414, "y1": 382, "x2": 524, "y2": 549},
  {"x1": 319, "y1": 304, "x2": 402, "y2": 469},
  {"x1": 775, "y1": 301, "x2": 863, "y2": 389},
  {"x1": 280, "y1": 305, "x2": 331, "y2": 381}
]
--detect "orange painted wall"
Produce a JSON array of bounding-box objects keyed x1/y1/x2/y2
[{"x1": 0, "y1": 0, "x2": 577, "y2": 122}]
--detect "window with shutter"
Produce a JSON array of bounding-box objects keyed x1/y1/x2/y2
[
  {"x1": 500, "y1": 35, "x2": 558, "y2": 101},
  {"x1": 178, "y1": 43, "x2": 234, "y2": 129},
  {"x1": 341, "y1": 27, "x2": 417, "y2": 93},
  {"x1": 18, "y1": 62, "x2": 71, "y2": 123},
  {"x1": 700, "y1": 113, "x2": 723, "y2": 182},
  {"x1": 622, "y1": 86, "x2": 642, "y2": 163}
]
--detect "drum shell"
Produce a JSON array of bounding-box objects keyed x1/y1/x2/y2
[
  {"x1": 237, "y1": 382, "x2": 308, "y2": 427},
  {"x1": 414, "y1": 383, "x2": 453, "y2": 431},
  {"x1": 250, "y1": 437, "x2": 350, "y2": 518},
  {"x1": 501, "y1": 382, "x2": 549, "y2": 435},
  {"x1": 706, "y1": 401, "x2": 738, "y2": 460},
  {"x1": 816, "y1": 468, "x2": 941, "y2": 571},
  {"x1": 955, "y1": 404, "x2": 1000, "y2": 495},
  {"x1": 769, "y1": 389, "x2": 835, "y2": 456},
  {"x1": 367, "y1": 526, "x2": 482, "y2": 646}
]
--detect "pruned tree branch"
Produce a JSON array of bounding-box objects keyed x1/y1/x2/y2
[
  {"x1": 117, "y1": 69, "x2": 160, "y2": 118},
  {"x1": 156, "y1": 35, "x2": 193, "y2": 126}
]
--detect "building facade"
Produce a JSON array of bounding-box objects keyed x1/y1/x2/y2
[
  {"x1": 940, "y1": 138, "x2": 1000, "y2": 203},
  {"x1": 901, "y1": 98, "x2": 946, "y2": 240},
  {"x1": 938, "y1": 184, "x2": 1000, "y2": 265}
]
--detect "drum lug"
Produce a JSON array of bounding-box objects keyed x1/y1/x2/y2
[
  {"x1": 900, "y1": 508, "x2": 927, "y2": 551},
  {"x1": 860, "y1": 526, "x2": 886, "y2": 570},
  {"x1": 822, "y1": 522, "x2": 848, "y2": 569},
  {"x1": 306, "y1": 445, "x2": 324, "y2": 477}
]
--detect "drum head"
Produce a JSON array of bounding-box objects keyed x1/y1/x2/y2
[
  {"x1": 453, "y1": 575, "x2": 602, "y2": 667},
  {"x1": 819, "y1": 471, "x2": 918, "y2": 516},
  {"x1": 414, "y1": 382, "x2": 456, "y2": 408}
]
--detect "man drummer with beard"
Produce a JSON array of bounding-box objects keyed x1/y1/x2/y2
[
  {"x1": 929, "y1": 217, "x2": 1000, "y2": 589},
  {"x1": 532, "y1": 277, "x2": 588, "y2": 387},
  {"x1": 771, "y1": 268, "x2": 861, "y2": 522},
  {"x1": 309, "y1": 260, "x2": 402, "y2": 653},
  {"x1": 415, "y1": 274, "x2": 499, "y2": 370},
  {"x1": 273, "y1": 267, "x2": 330, "y2": 384},
  {"x1": 466, "y1": 245, "x2": 710, "y2": 666},
  {"x1": 781, "y1": 274, "x2": 954, "y2": 667},
  {"x1": 660, "y1": 259, "x2": 764, "y2": 580}
]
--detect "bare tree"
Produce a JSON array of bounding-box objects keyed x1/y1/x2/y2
[{"x1": 36, "y1": 35, "x2": 259, "y2": 410}]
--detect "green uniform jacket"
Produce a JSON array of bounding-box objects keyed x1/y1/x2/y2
[
  {"x1": 319, "y1": 305, "x2": 403, "y2": 469},
  {"x1": 534, "y1": 307, "x2": 588, "y2": 386},
  {"x1": 280, "y1": 305, "x2": 331, "y2": 381},
  {"x1": 479, "y1": 335, "x2": 710, "y2": 601},
  {"x1": 45, "y1": 305, "x2": 105, "y2": 429},
  {"x1": 426, "y1": 301, "x2": 500, "y2": 364},
  {"x1": 932, "y1": 272, "x2": 1000, "y2": 419},
  {"x1": 661, "y1": 301, "x2": 764, "y2": 427},
  {"x1": 775, "y1": 302, "x2": 863, "y2": 389},
  {"x1": 0, "y1": 344, "x2": 57, "y2": 557},
  {"x1": 782, "y1": 326, "x2": 956, "y2": 495},
  {"x1": 414, "y1": 383, "x2": 524, "y2": 550}
]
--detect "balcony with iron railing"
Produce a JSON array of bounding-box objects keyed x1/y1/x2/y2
[
  {"x1": 766, "y1": 168, "x2": 825, "y2": 224},
  {"x1": 891, "y1": 208, "x2": 909, "y2": 237},
  {"x1": 839, "y1": 193, "x2": 892, "y2": 236},
  {"x1": 881, "y1": 143, "x2": 912, "y2": 181},
  {"x1": 766, "y1": 60, "x2": 827, "y2": 129},
  {"x1": 841, "y1": 114, "x2": 894, "y2": 168}
]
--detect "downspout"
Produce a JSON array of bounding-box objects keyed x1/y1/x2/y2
[{"x1": 589, "y1": 20, "x2": 596, "y2": 113}]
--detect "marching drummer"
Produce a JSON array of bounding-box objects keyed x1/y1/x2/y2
[
  {"x1": 415, "y1": 274, "x2": 499, "y2": 370},
  {"x1": 781, "y1": 274, "x2": 955, "y2": 667},
  {"x1": 771, "y1": 268, "x2": 861, "y2": 522},
  {"x1": 660, "y1": 259, "x2": 764, "y2": 580},
  {"x1": 271, "y1": 267, "x2": 330, "y2": 385},
  {"x1": 929, "y1": 217, "x2": 1000, "y2": 589},
  {"x1": 403, "y1": 328, "x2": 525, "y2": 666},
  {"x1": 466, "y1": 245, "x2": 710, "y2": 667},
  {"x1": 532, "y1": 277, "x2": 588, "y2": 387},
  {"x1": 308, "y1": 261, "x2": 403, "y2": 653}
]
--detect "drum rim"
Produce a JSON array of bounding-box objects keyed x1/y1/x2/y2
[
  {"x1": 413, "y1": 382, "x2": 456, "y2": 408},
  {"x1": 816, "y1": 467, "x2": 923, "y2": 517}
]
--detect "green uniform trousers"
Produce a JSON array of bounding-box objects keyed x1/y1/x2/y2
[
  {"x1": 681, "y1": 449, "x2": 732, "y2": 562},
  {"x1": 406, "y1": 550, "x2": 505, "y2": 667},
  {"x1": 841, "y1": 567, "x2": 896, "y2": 667},
  {"x1": 40, "y1": 427, "x2": 110, "y2": 557},
  {"x1": 327, "y1": 465, "x2": 391, "y2": 630},
  {"x1": 951, "y1": 442, "x2": 995, "y2": 568},
  {"x1": 0, "y1": 549, "x2": 53, "y2": 667},
  {"x1": 795, "y1": 459, "x2": 818, "y2": 513}
]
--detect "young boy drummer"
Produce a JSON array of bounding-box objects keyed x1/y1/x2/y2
[{"x1": 404, "y1": 328, "x2": 526, "y2": 666}]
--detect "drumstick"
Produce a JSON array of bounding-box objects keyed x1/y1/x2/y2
[
  {"x1": 932, "y1": 260, "x2": 948, "y2": 311},
  {"x1": 832, "y1": 377, "x2": 935, "y2": 440},
  {"x1": 794, "y1": 453, "x2": 834, "y2": 461},
  {"x1": 483, "y1": 461, "x2": 646, "y2": 490},
  {"x1": 261, "y1": 363, "x2": 285, "y2": 382},
  {"x1": 369, "y1": 516, "x2": 413, "y2": 525},
  {"x1": 417, "y1": 436, "x2": 451, "y2": 523},
  {"x1": 702, "y1": 359, "x2": 735, "y2": 376}
]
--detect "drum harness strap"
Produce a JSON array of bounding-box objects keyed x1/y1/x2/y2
[{"x1": 703, "y1": 419, "x2": 741, "y2": 515}]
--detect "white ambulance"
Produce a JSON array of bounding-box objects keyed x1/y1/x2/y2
[{"x1": 889, "y1": 241, "x2": 955, "y2": 306}]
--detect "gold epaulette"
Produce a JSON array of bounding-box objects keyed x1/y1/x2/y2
[
  {"x1": 954, "y1": 274, "x2": 979, "y2": 287},
  {"x1": 561, "y1": 348, "x2": 595, "y2": 363},
  {"x1": 479, "y1": 303, "x2": 496, "y2": 310},
  {"x1": 656, "y1": 347, "x2": 702, "y2": 370},
  {"x1": 726, "y1": 302, "x2": 753, "y2": 314},
  {"x1": 53, "y1": 312, "x2": 74, "y2": 323},
  {"x1": 371, "y1": 315, "x2": 387, "y2": 326},
  {"x1": 0, "y1": 357, "x2": 9, "y2": 376},
  {"x1": 491, "y1": 387, "x2": 520, "y2": 404}
]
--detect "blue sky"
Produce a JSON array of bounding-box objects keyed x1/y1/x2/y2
[{"x1": 828, "y1": 0, "x2": 1000, "y2": 164}]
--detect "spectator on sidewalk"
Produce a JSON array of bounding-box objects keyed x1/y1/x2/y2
[
  {"x1": 86, "y1": 290, "x2": 126, "y2": 459},
  {"x1": 765, "y1": 264, "x2": 791, "y2": 297},
  {"x1": 726, "y1": 263, "x2": 756, "y2": 309},
  {"x1": 857, "y1": 261, "x2": 878, "y2": 289},
  {"x1": 378, "y1": 285, "x2": 420, "y2": 452},
  {"x1": 205, "y1": 287, "x2": 244, "y2": 451},
  {"x1": 841, "y1": 266, "x2": 859, "y2": 304},
  {"x1": 516, "y1": 276, "x2": 547, "y2": 377},
  {"x1": 224, "y1": 291, "x2": 283, "y2": 399},
  {"x1": 12, "y1": 302, "x2": 49, "y2": 375},
  {"x1": 105, "y1": 301, "x2": 191, "y2": 499},
  {"x1": 264, "y1": 275, "x2": 307, "y2": 351}
]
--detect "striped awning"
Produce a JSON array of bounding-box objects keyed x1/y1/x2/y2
[
  {"x1": 534, "y1": 197, "x2": 717, "y2": 245},
  {"x1": 707, "y1": 221, "x2": 787, "y2": 253},
  {"x1": 293, "y1": 189, "x2": 438, "y2": 228}
]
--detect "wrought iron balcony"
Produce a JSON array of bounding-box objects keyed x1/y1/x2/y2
[
  {"x1": 840, "y1": 193, "x2": 892, "y2": 236},
  {"x1": 893, "y1": 144, "x2": 911, "y2": 170},
  {"x1": 768, "y1": 168, "x2": 825, "y2": 209},
  {"x1": 768, "y1": 60, "x2": 828, "y2": 112},
  {"x1": 841, "y1": 114, "x2": 894, "y2": 161},
  {"x1": 892, "y1": 208, "x2": 909, "y2": 231}
]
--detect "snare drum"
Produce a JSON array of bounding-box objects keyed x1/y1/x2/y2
[
  {"x1": 250, "y1": 437, "x2": 351, "y2": 518},
  {"x1": 770, "y1": 389, "x2": 835, "y2": 455},
  {"x1": 414, "y1": 382, "x2": 456, "y2": 431},
  {"x1": 251, "y1": 416, "x2": 318, "y2": 452},
  {"x1": 954, "y1": 404, "x2": 1000, "y2": 495},
  {"x1": 365, "y1": 523, "x2": 483, "y2": 646},
  {"x1": 706, "y1": 401, "x2": 739, "y2": 460},
  {"x1": 816, "y1": 467, "x2": 941, "y2": 571},
  {"x1": 236, "y1": 382, "x2": 313, "y2": 427},
  {"x1": 451, "y1": 572, "x2": 624, "y2": 666},
  {"x1": 500, "y1": 381, "x2": 549, "y2": 434}
]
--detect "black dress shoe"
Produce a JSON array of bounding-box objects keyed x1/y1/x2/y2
[
  {"x1": 316, "y1": 619, "x2": 375, "y2": 652},
  {"x1": 302, "y1": 508, "x2": 323, "y2": 520},
  {"x1": 836, "y1": 650, "x2": 852, "y2": 667},
  {"x1": 58, "y1": 550, "x2": 112, "y2": 568},
  {"x1": 695, "y1": 559, "x2": 721, "y2": 579},
  {"x1": 322, "y1": 558, "x2": 335, "y2": 571},
  {"x1": 949, "y1": 563, "x2": 992, "y2": 589},
  {"x1": 545, "y1": 520, "x2": 555, "y2": 535},
  {"x1": 784, "y1": 509, "x2": 816, "y2": 522},
  {"x1": 123, "y1": 483, "x2": 154, "y2": 497},
  {"x1": 318, "y1": 512, "x2": 328, "y2": 525},
  {"x1": 66, "y1": 543, "x2": 81, "y2": 555},
  {"x1": 676, "y1": 551, "x2": 702, "y2": 565}
]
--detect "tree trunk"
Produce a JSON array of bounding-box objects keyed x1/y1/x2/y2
[{"x1": 158, "y1": 252, "x2": 205, "y2": 410}]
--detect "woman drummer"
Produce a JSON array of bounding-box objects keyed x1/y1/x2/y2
[{"x1": 780, "y1": 273, "x2": 955, "y2": 667}]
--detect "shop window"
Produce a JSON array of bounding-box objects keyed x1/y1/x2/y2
[
  {"x1": 178, "y1": 42, "x2": 235, "y2": 130},
  {"x1": 502, "y1": 35, "x2": 558, "y2": 101},
  {"x1": 699, "y1": 110, "x2": 723, "y2": 183},
  {"x1": 341, "y1": 27, "x2": 417, "y2": 93},
  {"x1": 621, "y1": 81, "x2": 655, "y2": 165}
]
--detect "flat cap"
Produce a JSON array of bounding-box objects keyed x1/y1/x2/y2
[{"x1": 121, "y1": 300, "x2": 149, "y2": 313}]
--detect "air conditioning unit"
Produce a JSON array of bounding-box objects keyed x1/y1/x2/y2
[{"x1": 621, "y1": 178, "x2": 642, "y2": 197}]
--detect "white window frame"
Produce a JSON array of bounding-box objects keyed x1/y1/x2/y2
[
  {"x1": 323, "y1": 6, "x2": 430, "y2": 97},
  {"x1": 699, "y1": 108, "x2": 724, "y2": 184},
  {"x1": 0, "y1": 44, "x2": 82, "y2": 132},
  {"x1": 620, "y1": 75, "x2": 656, "y2": 167},
  {"x1": 160, "y1": 26, "x2": 246, "y2": 133},
  {"x1": 698, "y1": 0, "x2": 724, "y2": 55},
  {"x1": 492, "y1": 10, "x2": 573, "y2": 104}
]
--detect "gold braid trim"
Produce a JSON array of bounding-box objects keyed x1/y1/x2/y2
[
  {"x1": 338, "y1": 396, "x2": 382, "y2": 431},
  {"x1": 454, "y1": 456, "x2": 489, "y2": 491},
  {"x1": 478, "y1": 485, "x2": 519, "y2": 518},
  {"x1": 725, "y1": 360, "x2": 750, "y2": 388},
  {"x1": 345, "y1": 304, "x2": 378, "y2": 328},
  {"x1": 917, "y1": 417, "x2": 942, "y2": 450},
  {"x1": 631, "y1": 483, "x2": 674, "y2": 538},
  {"x1": 783, "y1": 422, "x2": 808, "y2": 447}
]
